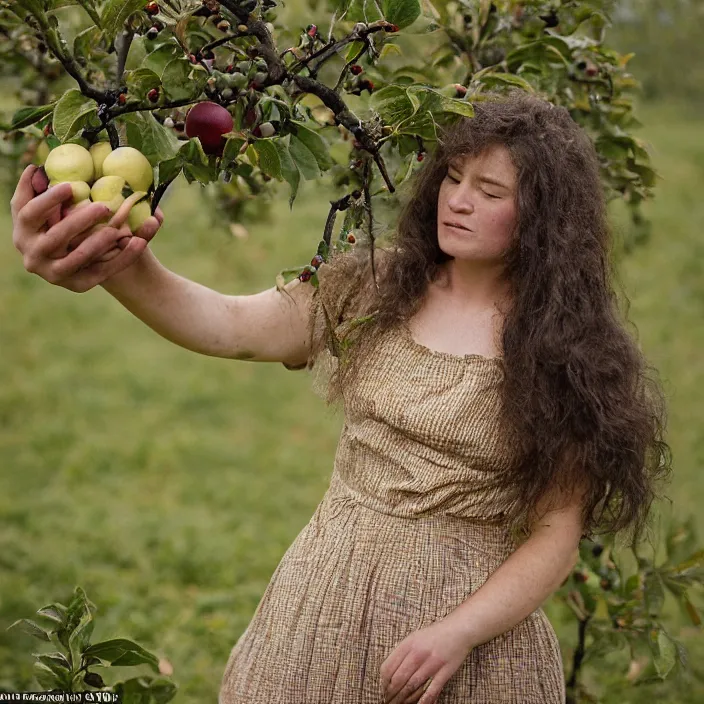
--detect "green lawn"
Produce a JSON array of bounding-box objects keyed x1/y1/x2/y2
[{"x1": 1, "y1": 99, "x2": 702, "y2": 701}]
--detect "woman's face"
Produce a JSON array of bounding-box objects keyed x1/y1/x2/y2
[{"x1": 436, "y1": 144, "x2": 519, "y2": 262}]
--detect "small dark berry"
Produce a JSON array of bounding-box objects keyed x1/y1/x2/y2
[
  {"x1": 573, "y1": 570, "x2": 588, "y2": 583},
  {"x1": 145, "y1": 2, "x2": 159, "y2": 16},
  {"x1": 576, "y1": 60, "x2": 587, "y2": 71},
  {"x1": 299, "y1": 269, "x2": 313, "y2": 282},
  {"x1": 586, "y1": 66, "x2": 598, "y2": 77},
  {"x1": 189, "y1": 53, "x2": 199, "y2": 64},
  {"x1": 454, "y1": 84, "x2": 467, "y2": 97},
  {"x1": 417, "y1": 152, "x2": 424, "y2": 161},
  {"x1": 387, "y1": 23, "x2": 399, "y2": 32},
  {"x1": 226, "y1": 64, "x2": 235, "y2": 73},
  {"x1": 147, "y1": 88, "x2": 159, "y2": 102},
  {"x1": 43, "y1": 123, "x2": 52, "y2": 136},
  {"x1": 347, "y1": 233, "x2": 356, "y2": 243},
  {"x1": 362, "y1": 79, "x2": 374, "y2": 93},
  {"x1": 306, "y1": 24, "x2": 317, "y2": 38},
  {"x1": 592, "y1": 544, "x2": 604, "y2": 557},
  {"x1": 146, "y1": 26, "x2": 159, "y2": 40},
  {"x1": 118, "y1": 93, "x2": 127, "y2": 105},
  {"x1": 174, "y1": 121, "x2": 185, "y2": 131},
  {"x1": 350, "y1": 64, "x2": 363, "y2": 75},
  {"x1": 252, "y1": 126, "x2": 262, "y2": 137},
  {"x1": 311, "y1": 254, "x2": 324, "y2": 268},
  {"x1": 351, "y1": 189, "x2": 361, "y2": 199},
  {"x1": 600, "y1": 578, "x2": 611, "y2": 591}
]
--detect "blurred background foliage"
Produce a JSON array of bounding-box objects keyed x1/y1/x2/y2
[{"x1": 1, "y1": 0, "x2": 703, "y2": 702}]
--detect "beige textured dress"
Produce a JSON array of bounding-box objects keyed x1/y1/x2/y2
[{"x1": 219, "y1": 257, "x2": 566, "y2": 703}]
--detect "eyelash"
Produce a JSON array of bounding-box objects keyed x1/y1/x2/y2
[{"x1": 446, "y1": 174, "x2": 500, "y2": 198}]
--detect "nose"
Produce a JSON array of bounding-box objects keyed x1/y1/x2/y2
[{"x1": 447, "y1": 183, "x2": 475, "y2": 213}]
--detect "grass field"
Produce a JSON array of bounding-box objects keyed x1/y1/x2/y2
[{"x1": 1, "y1": 99, "x2": 702, "y2": 701}]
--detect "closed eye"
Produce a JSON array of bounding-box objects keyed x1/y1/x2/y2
[{"x1": 446, "y1": 174, "x2": 501, "y2": 198}]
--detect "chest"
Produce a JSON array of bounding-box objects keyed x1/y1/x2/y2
[{"x1": 406, "y1": 298, "x2": 504, "y2": 359}]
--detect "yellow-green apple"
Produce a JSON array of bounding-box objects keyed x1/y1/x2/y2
[
  {"x1": 67, "y1": 181, "x2": 91, "y2": 203},
  {"x1": 127, "y1": 198, "x2": 152, "y2": 233},
  {"x1": 44, "y1": 143, "x2": 94, "y2": 184},
  {"x1": 101, "y1": 146, "x2": 153, "y2": 192},
  {"x1": 89, "y1": 141, "x2": 112, "y2": 180},
  {"x1": 90, "y1": 175, "x2": 127, "y2": 213}
]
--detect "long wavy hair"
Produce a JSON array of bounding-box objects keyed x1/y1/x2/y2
[{"x1": 306, "y1": 89, "x2": 673, "y2": 548}]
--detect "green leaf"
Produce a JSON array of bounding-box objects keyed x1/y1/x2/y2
[
  {"x1": 289, "y1": 134, "x2": 320, "y2": 180},
  {"x1": 73, "y1": 25, "x2": 106, "y2": 61},
  {"x1": 36, "y1": 604, "x2": 67, "y2": 626},
  {"x1": 220, "y1": 135, "x2": 247, "y2": 170},
  {"x1": 101, "y1": 0, "x2": 147, "y2": 45},
  {"x1": 7, "y1": 619, "x2": 51, "y2": 642},
  {"x1": 115, "y1": 676, "x2": 177, "y2": 703},
  {"x1": 156, "y1": 156, "x2": 183, "y2": 188},
  {"x1": 252, "y1": 139, "x2": 282, "y2": 180},
  {"x1": 382, "y1": 0, "x2": 421, "y2": 29},
  {"x1": 654, "y1": 631, "x2": 677, "y2": 679},
  {"x1": 406, "y1": 85, "x2": 474, "y2": 118},
  {"x1": 142, "y1": 44, "x2": 184, "y2": 77},
  {"x1": 84, "y1": 638, "x2": 160, "y2": 673},
  {"x1": 68, "y1": 612, "x2": 94, "y2": 669},
  {"x1": 161, "y1": 59, "x2": 201, "y2": 102},
  {"x1": 52, "y1": 89, "x2": 98, "y2": 142},
  {"x1": 121, "y1": 112, "x2": 180, "y2": 165},
  {"x1": 35, "y1": 652, "x2": 71, "y2": 673},
  {"x1": 475, "y1": 72, "x2": 535, "y2": 92},
  {"x1": 644, "y1": 571, "x2": 665, "y2": 616},
  {"x1": 33, "y1": 662, "x2": 62, "y2": 691},
  {"x1": 176, "y1": 137, "x2": 216, "y2": 184},
  {"x1": 273, "y1": 138, "x2": 300, "y2": 209},
  {"x1": 34, "y1": 653, "x2": 73, "y2": 688},
  {"x1": 10, "y1": 103, "x2": 56, "y2": 130},
  {"x1": 288, "y1": 121, "x2": 333, "y2": 171},
  {"x1": 370, "y1": 84, "x2": 416, "y2": 125},
  {"x1": 124, "y1": 68, "x2": 162, "y2": 102}
]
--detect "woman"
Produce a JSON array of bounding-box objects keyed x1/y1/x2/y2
[{"x1": 11, "y1": 90, "x2": 671, "y2": 703}]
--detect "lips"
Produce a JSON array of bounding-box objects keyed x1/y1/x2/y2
[{"x1": 443, "y1": 220, "x2": 470, "y2": 231}]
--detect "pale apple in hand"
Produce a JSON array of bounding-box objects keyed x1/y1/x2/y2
[
  {"x1": 127, "y1": 199, "x2": 152, "y2": 233},
  {"x1": 101, "y1": 146, "x2": 153, "y2": 192},
  {"x1": 44, "y1": 143, "x2": 94, "y2": 184},
  {"x1": 90, "y1": 175, "x2": 127, "y2": 213},
  {"x1": 89, "y1": 141, "x2": 112, "y2": 180}
]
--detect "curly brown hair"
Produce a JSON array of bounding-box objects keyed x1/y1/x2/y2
[{"x1": 304, "y1": 89, "x2": 673, "y2": 549}]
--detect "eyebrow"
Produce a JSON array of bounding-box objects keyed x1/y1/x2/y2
[{"x1": 447, "y1": 162, "x2": 511, "y2": 190}]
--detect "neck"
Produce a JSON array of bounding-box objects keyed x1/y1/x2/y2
[{"x1": 436, "y1": 259, "x2": 512, "y2": 313}]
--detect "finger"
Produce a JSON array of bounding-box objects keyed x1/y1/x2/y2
[
  {"x1": 15, "y1": 181, "x2": 74, "y2": 228},
  {"x1": 96, "y1": 245, "x2": 123, "y2": 263},
  {"x1": 47, "y1": 202, "x2": 63, "y2": 229},
  {"x1": 47, "y1": 225, "x2": 127, "y2": 281},
  {"x1": 109, "y1": 190, "x2": 148, "y2": 229},
  {"x1": 40, "y1": 203, "x2": 112, "y2": 257},
  {"x1": 132, "y1": 215, "x2": 162, "y2": 242},
  {"x1": 70, "y1": 236, "x2": 148, "y2": 291},
  {"x1": 10, "y1": 164, "x2": 38, "y2": 220},
  {"x1": 153, "y1": 205, "x2": 165, "y2": 225}
]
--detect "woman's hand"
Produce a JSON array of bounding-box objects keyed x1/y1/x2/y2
[
  {"x1": 11, "y1": 164, "x2": 163, "y2": 293},
  {"x1": 380, "y1": 617, "x2": 475, "y2": 704}
]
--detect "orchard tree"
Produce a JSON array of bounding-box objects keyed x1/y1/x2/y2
[{"x1": 2, "y1": 1, "x2": 702, "y2": 702}]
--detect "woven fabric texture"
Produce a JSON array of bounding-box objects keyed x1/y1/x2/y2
[{"x1": 219, "y1": 256, "x2": 565, "y2": 703}]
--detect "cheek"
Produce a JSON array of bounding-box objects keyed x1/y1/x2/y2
[{"x1": 486, "y1": 202, "x2": 517, "y2": 236}]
